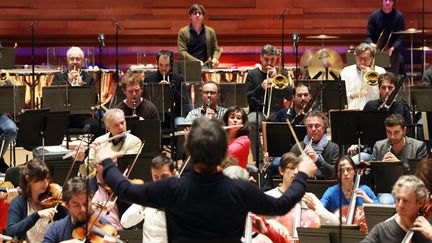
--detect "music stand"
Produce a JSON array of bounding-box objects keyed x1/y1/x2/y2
[
  {"x1": 117, "y1": 154, "x2": 153, "y2": 183},
  {"x1": 15, "y1": 108, "x2": 50, "y2": 151},
  {"x1": 219, "y1": 83, "x2": 248, "y2": 108},
  {"x1": 297, "y1": 225, "x2": 365, "y2": 243},
  {"x1": 173, "y1": 60, "x2": 201, "y2": 82},
  {"x1": 0, "y1": 85, "x2": 26, "y2": 115},
  {"x1": 126, "y1": 119, "x2": 161, "y2": 156},
  {"x1": 306, "y1": 179, "x2": 337, "y2": 199},
  {"x1": 330, "y1": 111, "x2": 388, "y2": 151},
  {"x1": 42, "y1": 86, "x2": 96, "y2": 115},
  {"x1": 0, "y1": 48, "x2": 16, "y2": 69},
  {"x1": 143, "y1": 83, "x2": 173, "y2": 122},
  {"x1": 411, "y1": 87, "x2": 432, "y2": 111},
  {"x1": 261, "y1": 122, "x2": 307, "y2": 157},
  {"x1": 363, "y1": 203, "x2": 396, "y2": 230},
  {"x1": 368, "y1": 161, "x2": 403, "y2": 193}
]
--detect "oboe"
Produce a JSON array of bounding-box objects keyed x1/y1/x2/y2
[{"x1": 132, "y1": 98, "x2": 137, "y2": 117}]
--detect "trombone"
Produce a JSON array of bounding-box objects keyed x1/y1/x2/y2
[{"x1": 262, "y1": 50, "x2": 293, "y2": 118}]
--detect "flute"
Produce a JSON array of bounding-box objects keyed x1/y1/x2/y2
[
  {"x1": 171, "y1": 125, "x2": 243, "y2": 137},
  {"x1": 62, "y1": 130, "x2": 131, "y2": 159}
]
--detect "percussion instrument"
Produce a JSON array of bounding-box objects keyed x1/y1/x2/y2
[{"x1": 201, "y1": 68, "x2": 251, "y2": 83}]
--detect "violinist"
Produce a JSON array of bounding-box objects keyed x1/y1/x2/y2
[
  {"x1": 274, "y1": 83, "x2": 311, "y2": 122},
  {"x1": 290, "y1": 111, "x2": 339, "y2": 180},
  {"x1": 6, "y1": 159, "x2": 68, "y2": 242},
  {"x1": 43, "y1": 177, "x2": 115, "y2": 243},
  {"x1": 361, "y1": 175, "x2": 432, "y2": 243},
  {"x1": 363, "y1": 72, "x2": 412, "y2": 130},
  {"x1": 266, "y1": 152, "x2": 338, "y2": 225},
  {"x1": 320, "y1": 155, "x2": 379, "y2": 213},
  {"x1": 121, "y1": 154, "x2": 177, "y2": 243}
]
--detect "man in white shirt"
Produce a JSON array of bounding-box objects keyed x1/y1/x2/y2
[
  {"x1": 121, "y1": 155, "x2": 177, "y2": 243},
  {"x1": 341, "y1": 42, "x2": 386, "y2": 110}
]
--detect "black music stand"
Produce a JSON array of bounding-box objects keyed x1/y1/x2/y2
[
  {"x1": 297, "y1": 226, "x2": 365, "y2": 243},
  {"x1": 0, "y1": 48, "x2": 16, "y2": 69},
  {"x1": 0, "y1": 85, "x2": 26, "y2": 115},
  {"x1": 142, "y1": 83, "x2": 173, "y2": 122},
  {"x1": 261, "y1": 122, "x2": 307, "y2": 157},
  {"x1": 15, "y1": 108, "x2": 50, "y2": 151},
  {"x1": 117, "y1": 154, "x2": 153, "y2": 183},
  {"x1": 126, "y1": 119, "x2": 161, "y2": 157},
  {"x1": 368, "y1": 161, "x2": 403, "y2": 193},
  {"x1": 173, "y1": 60, "x2": 201, "y2": 82},
  {"x1": 219, "y1": 83, "x2": 248, "y2": 108},
  {"x1": 411, "y1": 87, "x2": 432, "y2": 112},
  {"x1": 42, "y1": 86, "x2": 96, "y2": 114},
  {"x1": 363, "y1": 203, "x2": 396, "y2": 230},
  {"x1": 294, "y1": 80, "x2": 347, "y2": 112}
]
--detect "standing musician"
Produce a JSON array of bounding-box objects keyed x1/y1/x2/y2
[
  {"x1": 341, "y1": 42, "x2": 386, "y2": 110},
  {"x1": 177, "y1": 4, "x2": 221, "y2": 68},
  {"x1": 363, "y1": 72, "x2": 412, "y2": 131},
  {"x1": 274, "y1": 82, "x2": 312, "y2": 122},
  {"x1": 320, "y1": 155, "x2": 379, "y2": 213},
  {"x1": 266, "y1": 152, "x2": 338, "y2": 225},
  {"x1": 52, "y1": 46, "x2": 102, "y2": 136},
  {"x1": 77, "y1": 108, "x2": 142, "y2": 176},
  {"x1": 222, "y1": 106, "x2": 250, "y2": 169},
  {"x1": 290, "y1": 111, "x2": 339, "y2": 180},
  {"x1": 144, "y1": 50, "x2": 184, "y2": 118},
  {"x1": 99, "y1": 117, "x2": 317, "y2": 242},
  {"x1": 183, "y1": 81, "x2": 227, "y2": 123},
  {"x1": 43, "y1": 177, "x2": 116, "y2": 243},
  {"x1": 121, "y1": 155, "x2": 177, "y2": 243},
  {"x1": 372, "y1": 113, "x2": 427, "y2": 174},
  {"x1": 366, "y1": 0, "x2": 405, "y2": 75},
  {"x1": 246, "y1": 44, "x2": 293, "y2": 161},
  {"x1": 0, "y1": 114, "x2": 17, "y2": 172},
  {"x1": 116, "y1": 73, "x2": 160, "y2": 120},
  {"x1": 361, "y1": 175, "x2": 432, "y2": 243},
  {"x1": 6, "y1": 159, "x2": 69, "y2": 242}
]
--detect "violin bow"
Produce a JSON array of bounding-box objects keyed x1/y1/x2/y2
[
  {"x1": 286, "y1": 118, "x2": 305, "y2": 154},
  {"x1": 87, "y1": 140, "x2": 146, "y2": 237}
]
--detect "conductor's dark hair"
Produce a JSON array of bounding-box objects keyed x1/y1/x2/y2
[{"x1": 185, "y1": 118, "x2": 227, "y2": 168}]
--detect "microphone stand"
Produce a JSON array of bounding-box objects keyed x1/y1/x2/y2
[
  {"x1": 251, "y1": 97, "x2": 264, "y2": 169},
  {"x1": 293, "y1": 32, "x2": 299, "y2": 80},
  {"x1": 278, "y1": 9, "x2": 287, "y2": 69},
  {"x1": 110, "y1": 19, "x2": 121, "y2": 109},
  {"x1": 29, "y1": 21, "x2": 37, "y2": 109},
  {"x1": 97, "y1": 34, "x2": 105, "y2": 135}
]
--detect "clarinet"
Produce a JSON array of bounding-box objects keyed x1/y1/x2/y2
[{"x1": 132, "y1": 98, "x2": 137, "y2": 117}]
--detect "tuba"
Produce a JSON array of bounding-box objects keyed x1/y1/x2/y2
[{"x1": 363, "y1": 58, "x2": 379, "y2": 86}]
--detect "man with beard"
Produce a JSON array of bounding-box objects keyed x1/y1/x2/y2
[
  {"x1": 274, "y1": 82, "x2": 312, "y2": 122},
  {"x1": 43, "y1": 177, "x2": 115, "y2": 243}
]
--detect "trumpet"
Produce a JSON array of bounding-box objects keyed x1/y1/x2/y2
[
  {"x1": 363, "y1": 58, "x2": 379, "y2": 86},
  {"x1": 68, "y1": 65, "x2": 83, "y2": 86}
]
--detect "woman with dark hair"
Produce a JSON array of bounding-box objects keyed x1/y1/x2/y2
[
  {"x1": 222, "y1": 106, "x2": 250, "y2": 168},
  {"x1": 320, "y1": 155, "x2": 379, "y2": 213},
  {"x1": 6, "y1": 159, "x2": 68, "y2": 241}
]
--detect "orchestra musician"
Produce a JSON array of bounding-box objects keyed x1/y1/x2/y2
[
  {"x1": 246, "y1": 44, "x2": 293, "y2": 162},
  {"x1": 266, "y1": 152, "x2": 338, "y2": 225},
  {"x1": 274, "y1": 82, "x2": 312, "y2": 122},
  {"x1": 413, "y1": 158, "x2": 432, "y2": 240},
  {"x1": 372, "y1": 113, "x2": 427, "y2": 173},
  {"x1": 422, "y1": 67, "x2": 432, "y2": 86},
  {"x1": 121, "y1": 155, "x2": 177, "y2": 243},
  {"x1": 290, "y1": 111, "x2": 339, "y2": 180},
  {"x1": 320, "y1": 155, "x2": 379, "y2": 213},
  {"x1": 177, "y1": 4, "x2": 221, "y2": 68},
  {"x1": 144, "y1": 50, "x2": 184, "y2": 118},
  {"x1": 43, "y1": 177, "x2": 115, "y2": 243},
  {"x1": 222, "y1": 106, "x2": 251, "y2": 169},
  {"x1": 360, "y1": 175, "x2": 431, "y2": 243},
  {"x1": 52, "y1": 46, "x2": 102, "y2": 136},
  {"x1": 340, "y1": 42, "x2": 386, "y2": 110},
  {"x1": 116, "y1": 72, "x2": 160, "y2": 120},
  {"x1": 6, "y1": 159, "x2": 68, "y2": 242},
  {"x1": 182, "y1": 81, "x2": 227, "y2": 123},
  {"x1": 100, "y1": 117, "x2": 317, "y2": 242},
  {"x1": 0, "y1": 114, "x2": 17, "y2": 172},
  {"x1": 366, "y1": 0, "x2": 405, "y2": 75}
]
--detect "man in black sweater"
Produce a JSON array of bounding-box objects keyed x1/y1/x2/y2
[{"x1": 100, "y1": 117, "x2": 316, "y2": 243}]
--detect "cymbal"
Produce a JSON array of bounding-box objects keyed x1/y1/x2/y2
[
  {"x1": 393, "y1": 28, "x2": 430, "y2": 34},
  {"x1": 305, "y1": 34, "x2": 340, "y2": 39},
  {"x1": 300, "y1": 49, "x2": 317, "y2": 68},
  {"x1": 406, "y1": 46, "x2": 432, "y2": 51},
  {"x1": 308, "y1": 48, "x2": 343, "y2": 80}
]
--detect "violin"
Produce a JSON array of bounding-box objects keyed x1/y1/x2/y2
[
  {"x1": 0, "y1": 181, "x2": 21, "y2": 201},
  {"x1": 334, "y1": 167, "x2": 369, "y2": 233},
  {"x1": 276, "y1": 202, "x2": 321, "y2": 242},
  {"x1": 72, "y1": 214, "x2": 123, "y2": 243},
  {"x1": 38, "y1": 183, "x2": 64, "y2": 208}
]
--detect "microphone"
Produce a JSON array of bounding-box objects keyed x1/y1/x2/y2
[
  {"x1": 293, "y1": 32, "x2": 299, "y2": 47},
  {"x1": 278, "y1": 8, "x2": 287, "y2": 19},
  {"x1": 98, "y1": 33, "x2": 105, "y2": 47}
]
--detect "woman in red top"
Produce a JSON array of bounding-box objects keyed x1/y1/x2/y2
[{"x1": 223, "y1": 106, "x2": 251, "y2": 168}]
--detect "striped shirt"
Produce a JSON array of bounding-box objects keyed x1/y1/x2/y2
[{"x1": 185, "y1": 105, "x2": 227, "y2": 123}]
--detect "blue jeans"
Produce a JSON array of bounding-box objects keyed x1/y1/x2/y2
[{"x1": 0, "y1": 115, "x2": 17, "y2": 157}]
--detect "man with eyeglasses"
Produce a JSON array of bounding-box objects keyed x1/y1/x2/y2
[
  {"x1": 290, "y1": 111, "x2": 339, "y2": 180},
  {"x1": 184, "y1": 81, "x2": 227, "y2": 123},
  {"x1": 177, "y1": 4, "x2": 221, "y2": 68},
  {"x1": 341, "y1": 42, "x2": 386, "y2": 110}
]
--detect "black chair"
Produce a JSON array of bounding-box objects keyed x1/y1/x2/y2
[{"x1": 5, "y1": 166, "x2": 21, "y2": 187}]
